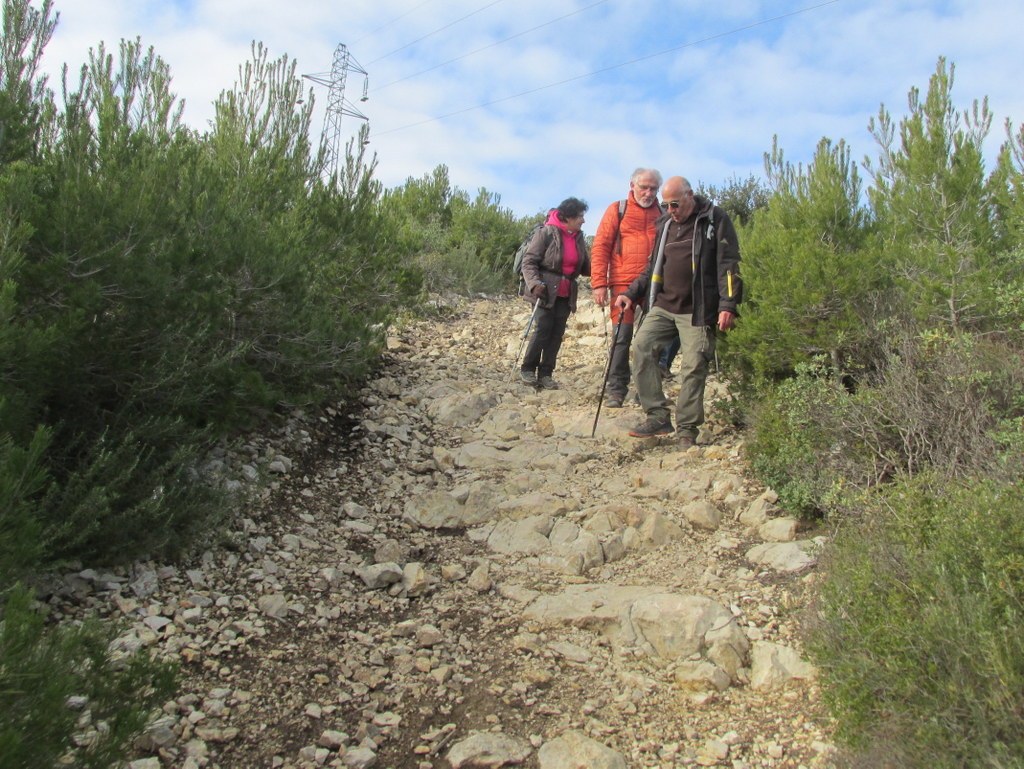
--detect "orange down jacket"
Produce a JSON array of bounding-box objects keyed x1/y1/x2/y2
[{"x1": 590, "y1": 197, "x2": 662, "y2": 293}]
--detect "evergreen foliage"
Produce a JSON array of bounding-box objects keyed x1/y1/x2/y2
[
  {"x1": 809, "y1": 478, "x2": 1024, "y2": 768},
  {"x1": 727, "y1": 137, "x2": 875, "y2": 386},
  {"x1": 381, "y1": 165, "x2": 532, "y2": 296},
  {"x1": 0, "y1": 583, "x2": 177, "y2": 768},
  {"x1": 866, "y1": 58, "x2": 1006, "y2": 333},
  {"x1": 698, "y1": 173, "x2": 770, "y2": 227},
  {"x1": 0, "y1": 0, "x2": 422, "y2": 577},
  {"x1": 744, "y1": 361, "x2": 847, "y2": 517},
  {"x1": 730, "y1": 57, "x2": 1024, "y2": 766}
]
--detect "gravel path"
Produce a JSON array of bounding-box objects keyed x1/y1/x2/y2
[{"x1": 50, "y1": 294, "x2": 836, "y2": 769}]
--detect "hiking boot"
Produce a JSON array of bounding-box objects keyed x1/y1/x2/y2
[
  {"x1": 537, "y1": 375, "x2": 560, "y2": 390},
  {"x1": 628, "y1": 417, "x2": 673, "y2": 438},
  {"x1": 606, "y1": 394, "x2": 624, "y2": 408},
  {"x1": 659, "y1": 363, "x2": 674, "y2": 380},
  {"x1": 520, "y1": 370, "x2": 538, "y2": 386},
  {"x1": 676, "y1": 433, "x2": 696, "y2": 448}
]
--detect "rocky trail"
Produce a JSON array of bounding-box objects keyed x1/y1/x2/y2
[{"x1": 49, "y1": 295, "x2": 836, "y2": 769}]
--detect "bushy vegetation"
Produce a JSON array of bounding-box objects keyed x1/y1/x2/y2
[
  {"x1": 381, "y1": 164, "x2": 528, "y2": 296},
  {"x1": 729, "y1": 57, "x2": 1024, "y2": 766},
  {"x1": 808, "y1": 477, "x2": 1024, "y2": 768},
  {"x1": 743, "y1": 360, "x2": 847, "y2": 517},
  {"x1": 0, "y1": 0, "x2": 429, "y2": 579},
  {"x1": 1, "y1": 584, "x2": 176, "y2": 768}
]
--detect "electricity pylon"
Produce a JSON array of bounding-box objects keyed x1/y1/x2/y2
[{"x1": 303, "y1": 44, "x2": 369, "y2": 179}]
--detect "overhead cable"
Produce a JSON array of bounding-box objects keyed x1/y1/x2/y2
[
  {"x1": 373, "y1": 0, "x2": 842, "y2": 137},
  {"x1": 351, "y1": 1, "x2": 438, "y2": 45},
  {"x1": 366, "y1": 0, "x2": 506, "y2": 66},
  {"x1": 373, "y1": 0, "x2": 609, "y2": 94}
]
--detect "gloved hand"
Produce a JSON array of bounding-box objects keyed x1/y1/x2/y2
[{"x1": 530, "y1": 283, "x2": 546, "y2": 299}]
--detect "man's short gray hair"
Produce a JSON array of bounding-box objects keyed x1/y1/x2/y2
[{"x1": 630, "y1": 167, "x2": 663, "y2": 186}]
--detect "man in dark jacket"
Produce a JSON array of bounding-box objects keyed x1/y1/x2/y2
[{"x1": 612, "y1": 176, "x2": 742, "y2": 446}]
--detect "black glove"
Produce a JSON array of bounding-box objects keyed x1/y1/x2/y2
[{"x1": 530, "y1": 283, "x2": 546, "y2": 299}]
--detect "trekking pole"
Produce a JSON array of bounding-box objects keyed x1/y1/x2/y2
[
  {"x1": 591, "y1": 317, "x2": 624, "y2": 437},
  {"x1": 508, "y1": 300, "x2": 540, "y2": 382}
]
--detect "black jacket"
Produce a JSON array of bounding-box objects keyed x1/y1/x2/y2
[{"x1": 625, "y1": 195, "x2": 742, "y2": 327}]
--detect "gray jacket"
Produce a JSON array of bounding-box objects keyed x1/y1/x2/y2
[{"x1": 521, "y1": 223, "x2": 591, "y2": 312}]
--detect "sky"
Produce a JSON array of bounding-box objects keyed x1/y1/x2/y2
[{"x1": 38, "y1": 0, "x2": 1024, "y2": 231}]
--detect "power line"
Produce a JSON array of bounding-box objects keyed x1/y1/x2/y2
[
  {"x1": 373, "y1": 0, "x2": 609, "y2": 94},
  {"x1": 373, "y1": 0, "x2": 842, "y2": 137},
  {"x1": 366, "y1": 0, "x2": 506, "y2": 66},
  {"x1": 351, "y1": 1, "x2": 438, "y2": 45}
]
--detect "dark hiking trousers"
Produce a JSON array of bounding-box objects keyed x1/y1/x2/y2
[
  {"x1": 522, "y1": 296, "x2": 571, "y2": 378},
  {"x1": 606, "y1": 321, "x2": 634, "y2": 399}
]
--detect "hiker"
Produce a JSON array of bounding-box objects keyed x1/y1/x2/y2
[
  {"x1": 613, "y1": 176, "x2": 742, "y2": 446},
  {"x1": 590, "y1": 168, "x2": 663, "y2": 407},
  {"x1": 519, "y1": 197, "x2": 591, "y2": 390}
]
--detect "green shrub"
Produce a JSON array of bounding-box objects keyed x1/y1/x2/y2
[
  {"x1": 0, "y1": 584, "x2": 177, "y2": 768},
  {"x1": 381, "y1": 166, "x2": 527, "y2": 297},
  {"x1": 0, "y1": 423, "x2": 49, "y2": 583},
  {"x1": 744, "y1": 360, "x2": 847, "y2": 517},
  {"x1": 727, "y1": 137, "x2": 878, "y2": 389},
  {"x1": 807, "y1": 476, "x2": 1024, "y2": 768},
  {"x1": 417, "y1": 238, "x2": 510, "y2": 296},
  {"x1": 1, "y1": 11, "x2": 422, "y2": 573}
]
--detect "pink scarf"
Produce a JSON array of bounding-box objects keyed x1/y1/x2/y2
[{"x1": 546, "y1": 210, "x2": 578, "y2": 298}]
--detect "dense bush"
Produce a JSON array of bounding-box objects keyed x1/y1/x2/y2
[
  {"x1": 738, "y1": 65, "x2": 1024, "y2": 764},
  {"x1": 837, "y1": 331, "x2": 1023, "y2": 484},
  {"x1": 0, "y1": 584, "x2": 177, "y2": 768},
  {"x1": 866, "y1": 58, "x2": 1010, "y2": 333},
  {"x1": 381, "y1": 165, "x2": 527, "y2": 296},
  {"x1": 808, "y1": 477, "x2": 1024, "y2": 768},
  {"x1": 0, "y1": 3, "x2": 422, "y2": 578},
  {"x1": 746, "y1": 331, "x2": 1024, "y2": 519},
  {"x1": 725, "y1": 137, "x2": 878, "y2": 390},
  {"x1": 744, "y1": 361, "x2": 847, "y2": 517}
]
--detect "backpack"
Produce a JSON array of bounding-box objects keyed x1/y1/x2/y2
[
  {"x1": 512, "y1": 220, "x2": 547, "y2": 281},
  {"x1": 513, "y1": 200, "x2": 627, "y2": 292}
]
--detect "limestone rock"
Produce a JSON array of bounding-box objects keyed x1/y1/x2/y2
[
  {"x1": 538, "y1": 730, "x2": 626, "y2": 769},
  {"x1": 447, "y1": 731, "x2": 532, "y2": 768}
]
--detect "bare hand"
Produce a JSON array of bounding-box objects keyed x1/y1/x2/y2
[
  {"x1": 530, "y1": 283, "x2": 546, "y2": 299},
  {"x1": 718, "y1": 310, "x2": 736, "y2": 331},
  {"x1": 613, "y1": 294, "x2": 633, "y2": 313},
  {"x1": 592, "y1": 288, "x2": 609, "y2": 307}
]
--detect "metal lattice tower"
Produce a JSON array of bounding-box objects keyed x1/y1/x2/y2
[{"x1": 303, "y1": 44, "x2": 369, "y2": 178}]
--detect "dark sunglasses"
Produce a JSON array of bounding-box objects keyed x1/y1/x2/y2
[{"x1": 666, "y1": 200, "x2": 681, "y2": 209}]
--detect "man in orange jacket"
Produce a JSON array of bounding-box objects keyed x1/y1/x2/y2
[{"x1": 590, "y1": 168, "x2": 664, "y2": 407}]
